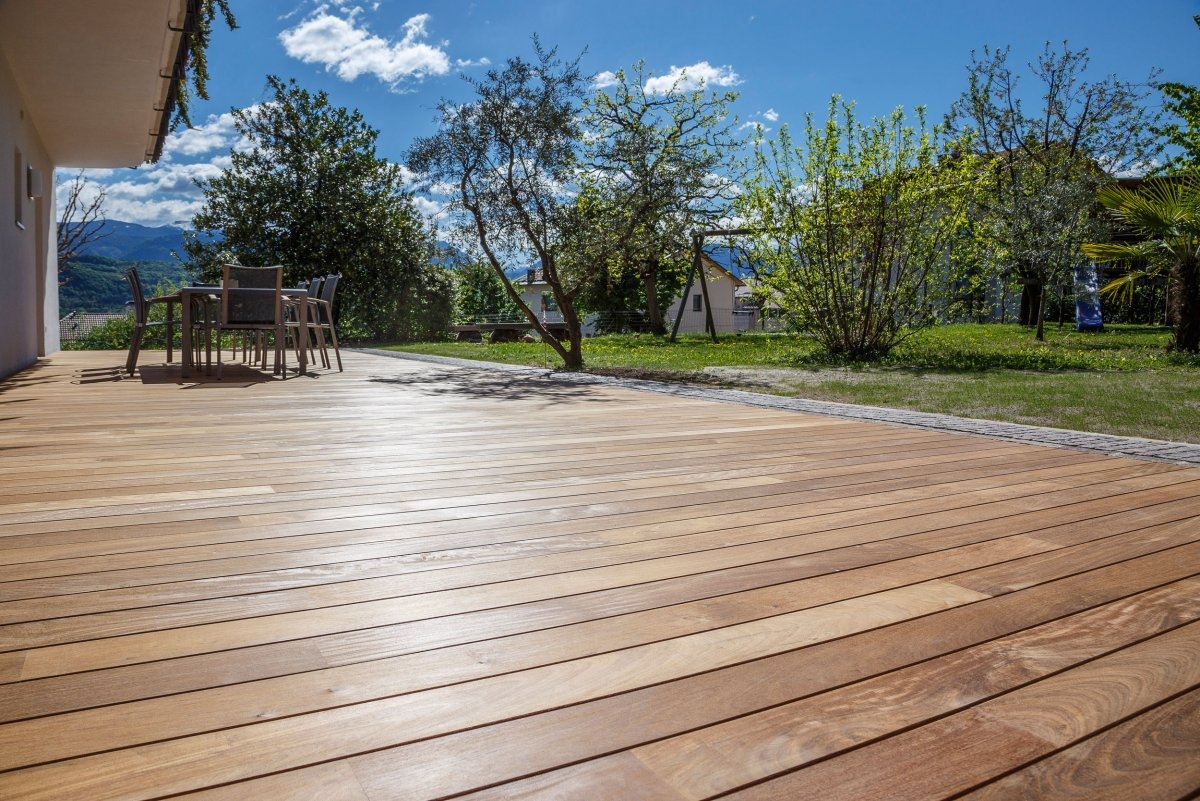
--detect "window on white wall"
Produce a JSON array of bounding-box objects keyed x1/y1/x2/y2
[
  {"x1": 692, "y1": 294, "x2": 703, "y2": 312},
  {"x1": 13, "y1": 148, "x2": 25, "y2": 230}
]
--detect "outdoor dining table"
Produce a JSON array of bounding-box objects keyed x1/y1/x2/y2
[{"x1": 178, "y1": 286, "x2": 310, "y2": 378}]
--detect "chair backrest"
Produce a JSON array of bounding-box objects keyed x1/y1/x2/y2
[
  {"x1": 306, "y1": 276, "x2": 324, "y2": 299},
  {"x1": 317, "y1": 273, "x2": 341, "y2": 324},
  {"x1": 124, "y1": 267, "x2": 148, "y2": 325},
  {"x1": 220, "y1": 264, "x2": 284, "y2": 327}
]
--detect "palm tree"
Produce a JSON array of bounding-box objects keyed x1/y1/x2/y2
[{"x1": 1082, "y1": 177, "x2": 1200, "y2": 352}]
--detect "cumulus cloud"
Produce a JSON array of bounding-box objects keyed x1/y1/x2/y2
[
  {"x1": 61, "y1": 157, "x2": 230, "y2": 227},
  {"x1": 279, "y1": 7, "x2": 457, "y2": 89},
  {"x1": 592, "y1": 70, "x2": 618, "y2": 90},
  {"x1": 762, "y1": 108, "x2": 779, "y2": 122},
  {"x1": 165, "y1": 109, "x2": 244, "y2": 157},
  {"x1": 643, "y1": 62, "x2": 741, "y2": 94}
]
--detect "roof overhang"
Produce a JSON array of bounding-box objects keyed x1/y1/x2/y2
[{"x1": 0, "y1": 0, "x2": 192, "y2": 167}]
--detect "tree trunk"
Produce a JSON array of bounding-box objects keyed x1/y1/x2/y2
[
  {"x1": 644, "y1": 260, "x2": 665, "y2": 336},
  {"x1": 1035, "y1": 282, "x2": 1047, "y2": 342},
  {"x1": 1170, "y1": 256, "x2": 1200, "y2": 353},
  {"x1": 1019, "y1": 283, "x2": 1038, "y2": 326}
]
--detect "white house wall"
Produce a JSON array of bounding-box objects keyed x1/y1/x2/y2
[
  {"x1": 666, "y1": 269, "x2": 742, "y2": 334},
  {"x1": 0, "y1": 50, "x2": 57, "y2": 378}
]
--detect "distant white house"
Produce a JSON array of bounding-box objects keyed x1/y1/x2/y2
[
  {"x1": 513, "y1": 253, "x2": 760, "y2": 336},
  {"x1": 0, "y1": 2, "x2": 192, "y2": 378},
  {"x1": 665, "y1": 253, "x2": 759, "y2": 334}
]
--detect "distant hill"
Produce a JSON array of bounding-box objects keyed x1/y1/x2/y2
[
  {"x1": 59, "y1": 254, "x2": 191, "y2": 314},
  {"x1": 65, "y1": 220, "x2": 222, "y2": 262}
]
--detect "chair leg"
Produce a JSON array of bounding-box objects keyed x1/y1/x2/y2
[
  {"x1": 126, "y1": 325, "x2": 144, "y2": 375},
  {"x1": 314, "y1": 325, "x2": 330, "y2": 369},
  {"x1": 326, "y1": 324, "x2": 343, "y2": 372}
]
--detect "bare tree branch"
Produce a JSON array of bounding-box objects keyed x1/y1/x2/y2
[{"x1": 57, "y1": 171, "x2": 111, "y2": 283}]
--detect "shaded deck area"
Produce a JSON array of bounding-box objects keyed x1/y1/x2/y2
[{"x1": 1, "y1": 349, "x2": 1198, "y2": 800}]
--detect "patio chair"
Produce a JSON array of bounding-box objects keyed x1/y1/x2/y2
[
  {"x1": 213, "y1": 264, "x2": 287, "y2": 380},
  {"x1": 311, "y1": 273, "x2": 343, "y2": 372},
  {"x1": 284, "y1": 276, "x2": 324, "y2": 366},
  {"x1": 124, "y1": 267, "x2": 199, "y2": 375}
]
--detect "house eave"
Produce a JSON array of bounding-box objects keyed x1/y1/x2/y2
[{"x1": 0, "y1": 0, "x2": 191, "y2": 167}]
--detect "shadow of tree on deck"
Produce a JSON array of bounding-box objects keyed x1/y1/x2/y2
[{"x1": 368, "y1": 369, "x2": 621, "y2": 406}]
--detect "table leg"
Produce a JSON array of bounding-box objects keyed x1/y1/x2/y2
[{"x1": 181, "y1": 293, "x2": 193, "y2": 378}]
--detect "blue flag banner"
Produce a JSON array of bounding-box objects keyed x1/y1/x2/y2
[{"x1": 1074, "y1": 264, "x2": 1104, "y2": 332}]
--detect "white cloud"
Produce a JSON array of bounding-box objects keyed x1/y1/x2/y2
[
  {"x1": 762, "y1": 108, "x2": 779, "y2": 122},
  {"x1": 165, "y1": 109, "x2": 245, "y2": 157},
  {"x1": 63, "y1": 157, "x2": 231, "y2": 227},
  {"x1": 279, "y1": 8, "x2": 458, "y2": 89},
  {"x1": 592, "y1": 70, "x2": 618, "y2": 90},
  {"x1": 643, "y1": 62, "x2": 741, "y2": 94}
]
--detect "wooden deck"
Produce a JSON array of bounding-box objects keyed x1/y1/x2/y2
[{"x1": 1, "y1": 349, "x2": 1198, "y2": 801}]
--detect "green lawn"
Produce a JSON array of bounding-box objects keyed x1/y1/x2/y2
[{"x1": 382, "y1": 324, "x2": 1200, "y2": 444}]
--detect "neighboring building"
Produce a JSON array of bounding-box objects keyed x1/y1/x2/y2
[
  {"x1": 515, "y1": 268, "x2": 565, "y2": 325},
  {"x1": 0, "y1": 1, "x2": 192, "y2": 378},
  {"x1": 59, "y1": 312, "x2": 128, "y2": 345},
  {"x1": 665, "y1": 252, "x2": 759, "y2": 334},
  {"x1": 514, "y1": 252, "x2": 761, "y2": 336}
]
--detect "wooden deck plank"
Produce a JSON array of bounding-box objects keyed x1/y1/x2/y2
[
  {"x1": 960, "y1": 687, "x2": 1200, "y2": 801},
  {"x1": 1, "y1": 350, "x2": 1197, "y2": 800},
  {"x1": 720, "y1": 621, "x2": 1200, "y2": 801},
  {"x1": 415, "y1": 579, "x2": 1200, "y2": 801}
]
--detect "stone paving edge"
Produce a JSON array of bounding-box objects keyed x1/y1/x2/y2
[{"x1": 352, "y1": 348, "x2": 1200, "y2": 468}]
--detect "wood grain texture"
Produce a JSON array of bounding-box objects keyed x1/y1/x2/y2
[{"x1": 1, "y1": 350, "x2": 1197, "y2": 801}]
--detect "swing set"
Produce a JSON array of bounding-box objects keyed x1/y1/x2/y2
[{"x1": 668, "y1": 227, "x2": 756, "y2": 343}]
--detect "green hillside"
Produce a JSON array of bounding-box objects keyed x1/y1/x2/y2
[{"x1": 59, "y1": 255, "x2": 192, "y2": 314}]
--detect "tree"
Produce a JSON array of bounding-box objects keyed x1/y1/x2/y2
[
  {"x1": 408, "y1": 41, "x2": 589, "y2": 368},
  {"x1": 1082, "y1": 177, "x2": 1200, "y2": 352},
  {"x1": 453, "y1": 260, "x2": 522, "y2": 323},
  {"x1": 57, "y1": 171, "x2": 111, "y2": 282},
  {"x1": 1153, "y1": 16, "x2": 1200, "y2": 175},
  {"x1": 172, "y1": 0, "x2": 238, "y2": 131},
  {"x1": 738, "y1": 98, "x2": 978, "y2": 360},
  {"x1": 576, "y1": 62, "x2": 744, "y2": 335},
  {"x1": 185, "y1": 76, "x2": 443, "y2": 342},
  {"x1": 946, "y1": 43, "x2": 1162, "y2": 340}
]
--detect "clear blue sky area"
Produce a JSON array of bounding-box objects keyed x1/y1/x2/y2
[{"x1": 69, "y1": 0, "x2": 1200, "y2": 227}]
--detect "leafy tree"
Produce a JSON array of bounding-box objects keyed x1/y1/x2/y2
[
  {"x1": 946, "y1": 43, "x2": 1162, "y2": 340},
  {"x1": 738, "y1": 98, "x2": 978, "y2": 360},
  {"x1": 453, "y1": 260, "x2": 522, "y2": 323},
  {"x1": 56, "y1": 171, "x2": 111, "y2": 284},
  {"x1": 1083, "y1": 177, "x2": 1200, "y2": 352},
  {"x1": 576, "y1": 62, "x2": 744, "y2": 335},
  {"x1": 185, "y1": 76, "x2": 444, "y2": 342},
  {"x1": 172, "y1": 0, "x2": 238, "y2": 131},
  {"x1": 407, "y1": 40, "x2": 590, "y2": 369},
  {"x1": 1153, "y1": 16, "x2": 1200, "y2": 175}
]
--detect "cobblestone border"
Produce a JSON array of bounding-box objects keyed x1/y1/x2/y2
[{"x1": 354, "y1": 348, "x2": 1200, "y2": 468}]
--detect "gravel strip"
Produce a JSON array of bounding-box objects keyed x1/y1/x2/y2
[{"x1": 355, "y1": 348, "x2": 1200, "y2": 467}]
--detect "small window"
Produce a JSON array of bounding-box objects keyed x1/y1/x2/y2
[
  {"x1": 692, "y1": 294, "x2": 703, "y2": 312},
  {"x1": 541, "y1": 292, "x2": 559, "y2": 313}
]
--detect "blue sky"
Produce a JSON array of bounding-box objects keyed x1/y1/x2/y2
[{"x1": 65, "y1": 0, "x2": 1200, "y2": 228}]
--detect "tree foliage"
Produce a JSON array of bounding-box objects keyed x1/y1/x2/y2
[
  {"x1": 945, "y1": 42, "x2": 1162, "y2": 339},
  {"x1": 575, "y1": 62, "x2": 744, "y2": 334},
  {"x1": 408, "y1": 41, "x2": 589, "y2": 368},
  {"x1": 739, "y1": 98, "x2": 978, "y2": 360},
  {"x1": 1152, "y1": 16, "x2": 1200, "y2": 175},
  {"x1": 185, "y1": 76, "x2": 445, "y2": 342},
  {"x1": 452, "y1": 260, "x2": 522, "y2": 323},
  {"x1": 172, "y1": 0, "x2": 238, "y2": 131},
  {"x1": 1083, "y1": 177, "x2": 1200, "y2": 352}
]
